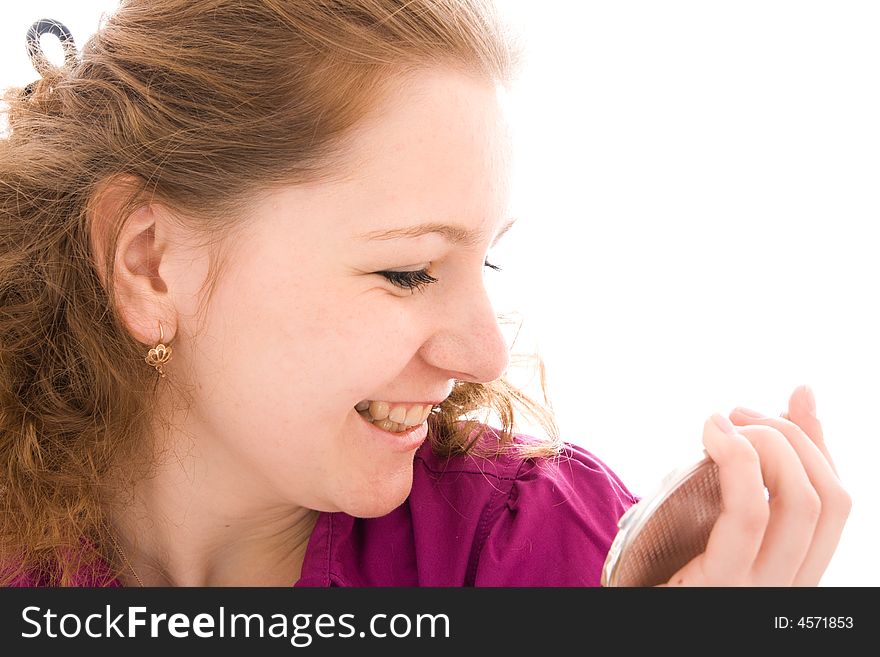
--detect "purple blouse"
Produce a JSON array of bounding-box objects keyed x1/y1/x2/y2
[{"x1": 11, "y1": 424, "x2": 639, "y2": 587}]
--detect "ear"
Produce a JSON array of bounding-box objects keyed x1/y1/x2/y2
[{"x1": 89, "y1": 176, "x2": 179, "y2": 347}]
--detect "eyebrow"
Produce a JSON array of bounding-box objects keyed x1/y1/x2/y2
[{"x1": 356, "y1": 217, "x2": 518, "y2": 248}]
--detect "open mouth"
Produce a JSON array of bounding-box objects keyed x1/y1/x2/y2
[
  {"x1": 352, "y1": 398, "x2": 441, "y2": 434},
  {"x1": 355, "y1": 407, "x2": 427, "y2": 434},
  {"x1": 354, "y1": 404, "x2": 432, "y2": 452}
]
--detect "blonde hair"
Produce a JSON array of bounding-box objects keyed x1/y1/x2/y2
[{"x1": 0, "y1": 0, "x2": 561, "y2": 586}]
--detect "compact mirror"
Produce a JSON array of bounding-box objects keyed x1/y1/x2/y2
[{"x1": 601, "y1": 454, "x2": 722, "y2": 587}]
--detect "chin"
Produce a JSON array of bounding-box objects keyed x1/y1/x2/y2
[{"x1": 338, "y1": 465, "x2": 415, "y2": 518}]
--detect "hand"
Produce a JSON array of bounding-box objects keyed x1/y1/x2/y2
[{"x1": 660, "y1": 384, "x2": 851, "y2": 586}]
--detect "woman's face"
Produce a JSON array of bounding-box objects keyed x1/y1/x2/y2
[{"x1": 169, "y1": 69, "x2": 514, "y2": 518}]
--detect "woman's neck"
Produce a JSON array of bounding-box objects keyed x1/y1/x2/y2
[
  {"x1": 111, "y1": 508, "x2": 320, "y2": 587},
  {"x1": 105, "y1": 431, "x2": 320, "y2": 587}
]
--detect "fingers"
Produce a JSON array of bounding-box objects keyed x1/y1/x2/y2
[
  {"x1": 729, "y1": 397, "x2": 851, "y2": 586},
  {"x1": 729, "y1": 423, "x2": 820, "y2": 585},
  {"x1": 698, "y1": 414, "x2": 768, "y2": 584},
  {"x1": 785, "y1": 384, "x2": 838, "y2": 476},
  {"x1": 670, "y1": 386, "x2": 850, "y2": 587}
]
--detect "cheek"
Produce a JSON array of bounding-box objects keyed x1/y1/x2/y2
[
  {"x1": 208, "y1": 265, "x2": 427, "y2": 404},
  {"x1": 341, "y1": 308, "x2": 427, "y2": 377},
  {"x1": 315, "y1": 294, "x2": 424, "y2": 356}
]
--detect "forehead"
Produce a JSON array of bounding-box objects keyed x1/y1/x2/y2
[{"x1": 333, "y1": 69, "x2": 514, "y2": 230}]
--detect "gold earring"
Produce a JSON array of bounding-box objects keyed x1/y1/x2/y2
[{"x1": 145, "y1": 321, "x2": 173, "y2": 377}]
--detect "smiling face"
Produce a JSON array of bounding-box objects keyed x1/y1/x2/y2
[{"x1": 166, "y1": 68, "x2": 515, "y2": 518}]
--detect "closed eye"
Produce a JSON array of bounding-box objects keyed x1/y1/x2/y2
[
  {"x1": 379, "y1": 259, "x2": 502, "y2": 293},
  {"x1": 378, "y1": 268, "x2": 438, "y2": 292}
]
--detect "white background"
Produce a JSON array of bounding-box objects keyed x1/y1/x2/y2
[{"x1": 1, "y1": 1, "x2": 876, "y2": 586}]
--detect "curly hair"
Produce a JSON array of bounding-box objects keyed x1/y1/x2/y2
[{"x1": 0, "y1": 0, "x2": 561, "y2": 586}]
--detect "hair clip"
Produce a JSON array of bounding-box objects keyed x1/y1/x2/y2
[{"x1": 23, "y1": 18, "x2": 78, "y2": 98}]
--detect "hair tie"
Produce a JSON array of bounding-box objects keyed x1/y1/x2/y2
[{"x1": 23, "y1": 19, "x2": 78, "y2": 98}]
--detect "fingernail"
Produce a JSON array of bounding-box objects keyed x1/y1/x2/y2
[
  {"x1": 802, "y1": 385, "x2": 817, "y2": 416},
  {"x1": 711, "y1": 412, "x2": 739, "y2": 437},
  {"x1": 732, "y1": 406, "x2": 765, "y2": 419}
]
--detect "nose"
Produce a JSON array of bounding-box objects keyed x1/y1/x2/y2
[{"x1": 419, "y1": 276, "x2": 510, "y2": 384}]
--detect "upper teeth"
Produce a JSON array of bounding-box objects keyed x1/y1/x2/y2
[{"x1": 355, "y1": 400, "x2": 434, "y2": 427}]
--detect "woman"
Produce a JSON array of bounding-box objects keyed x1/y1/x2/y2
[{"x1": 0, "y1": 1, "x2": 849, "y2": 587}]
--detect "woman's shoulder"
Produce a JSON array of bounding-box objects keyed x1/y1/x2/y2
[{"x1": 408, "y1": 423, "x2": 640, "y2": 586}]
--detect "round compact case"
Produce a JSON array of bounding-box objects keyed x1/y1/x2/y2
[{"x1": 601, "y1": 455, "x2": 723, "y2": 587}]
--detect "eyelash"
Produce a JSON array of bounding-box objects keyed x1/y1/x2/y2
[{"x1": 379, "y1": 259, "x2": 503, "y2": 292}]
